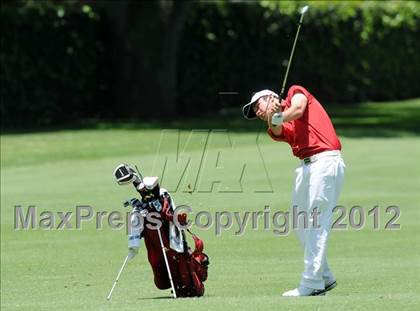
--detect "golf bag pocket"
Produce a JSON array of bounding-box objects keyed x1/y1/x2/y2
[{"x1": 173, "y1": 235, "x2": 209, "y2": 297}]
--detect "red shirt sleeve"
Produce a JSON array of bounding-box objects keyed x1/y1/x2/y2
[
  {"x1": 267, "y1": 122, "x2": 294, "y2": 143},
  {"x1": 287, "y1": 85, "x2": 312, "y2": 101},
  {"x1": 286, "y1": 85, "x2": 312, "y2": 120}
]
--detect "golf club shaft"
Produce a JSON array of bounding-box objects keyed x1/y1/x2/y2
[
  {"x1": 106, "y1": 254, "x2": 130, "y2": 300},
  {"x1": 279, "y1": 7, "x2": 309, "y2": 99},
  {"x1": 157, "y1": 227, "x2": 177, "y2": 298}
]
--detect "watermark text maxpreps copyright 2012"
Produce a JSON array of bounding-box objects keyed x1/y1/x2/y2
[{"x1": 13, "y1": 204, "x2": 400, "y2": 236}]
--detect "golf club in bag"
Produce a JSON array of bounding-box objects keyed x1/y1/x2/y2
[{"x1": 107, "y1": 164, "x2": 209, "y2": 299}]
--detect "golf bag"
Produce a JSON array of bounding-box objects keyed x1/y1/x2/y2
[{"x1": 114, "y1": 164, "x2": 209, "y2": 297}]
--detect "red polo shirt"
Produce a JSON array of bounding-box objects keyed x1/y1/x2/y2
[{"x1": 267, "y1": 85, "x2": 341, "y2": 159}]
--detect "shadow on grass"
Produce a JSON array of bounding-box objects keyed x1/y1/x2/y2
[
  {"x1": 136, "y1": 295, "x2": 175, "y2": 300},
  {"x1": 2, "y1": 98, "x2": 420, "y2": 138}
]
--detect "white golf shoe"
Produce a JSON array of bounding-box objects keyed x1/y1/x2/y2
[{"x1": 282, "y1": 285, "x2": 326, "y2": 297}]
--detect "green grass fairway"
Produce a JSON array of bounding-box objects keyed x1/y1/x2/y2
[{"x1": 1, "y1": 100, "x2": 420, "y2": 310}]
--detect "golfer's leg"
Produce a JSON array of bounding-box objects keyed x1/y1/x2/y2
[
  {"x1": 291, "y1": 165, "x2": 308, "y2": 248},
  {"x1": 322, "y1": 257, "x2": 335, "y2": 284},
  {"x1": 300, "y1": 157, "x2": 343, "y2": 290},
  {"x1": 322, "y1": 158, "x2": 345, "y2": 284}
]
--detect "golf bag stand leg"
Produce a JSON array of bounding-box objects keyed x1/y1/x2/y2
[
  {"x1": 106, "y1": 254, "x2": 130, "y2": 301},
  {"x1": 157, "y1": 227, "x2": 177, "y2": 298}
]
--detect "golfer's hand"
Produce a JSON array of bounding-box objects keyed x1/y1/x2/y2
[
  {"x1": 268, "y1": 95, "x2": 281, "y2": 114},
  {"x1": 266, "y1": 95, "x2": 281, "y2": 128}
]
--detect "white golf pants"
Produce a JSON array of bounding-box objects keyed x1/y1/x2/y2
[{"x1": 292, "y1": 150, "x2": 345, "y2": 290}]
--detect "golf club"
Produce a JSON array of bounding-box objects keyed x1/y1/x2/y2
[
  {"x1": 106, "y1": 254, "x2": 130, "y2": 301},
  {"x1": 279, "y1": 5, "x2": 309, "y2": 99},
  {"x1": 261, "y1": 5, "x2": 309, "y2": 124}
]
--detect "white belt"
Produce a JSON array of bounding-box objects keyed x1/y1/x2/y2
[{"x1": 302, "y1": 150, "x2": 341, "y2": 165}]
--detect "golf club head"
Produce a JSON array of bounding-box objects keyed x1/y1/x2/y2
[
  {"x1": 300, "y1": 5, "x2": 309, "y2": 15},
  {"x1": 113, "y1": 163, "x2": 140, "y2": 186}
]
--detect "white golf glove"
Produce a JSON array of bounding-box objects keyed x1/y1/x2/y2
[
  {"x1": 128, "y1": 247, "x2": 139, "y2": 260},
  {"x1": 271, "y1": 112, "x2": 283, "y2": 126}
]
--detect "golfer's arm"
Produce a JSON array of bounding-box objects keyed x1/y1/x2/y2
[
  {"x1": 282, "y1": 93, "x2": 307, "y2": 122},
  {"x1": 269, "y1": 93, "x2": 307, "y2": 137}
]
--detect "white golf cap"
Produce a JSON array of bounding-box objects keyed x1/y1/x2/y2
[{"x1": 242, "y1": 89, "x2": 279, "y2": 119}]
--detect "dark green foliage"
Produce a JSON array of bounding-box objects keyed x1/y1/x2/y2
[
  {"x1": 1, "y1": 1, "x2": 112, "y2": 128},
  {"x1": 1, "y1": 1, "x2": 419, "y2": 128},
  {"x1": 178, "y1": 1, "x2": 420, "y2": 115}
]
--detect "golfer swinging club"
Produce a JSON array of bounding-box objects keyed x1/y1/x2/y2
[{"x1": 242, "y1": 85, "x2": 345, "y2": 296}]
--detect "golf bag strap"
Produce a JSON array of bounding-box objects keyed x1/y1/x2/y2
[
  {"x1": 185, "y1": 229, "x2": 204, "y2": 255},
  {"x1": 161, "y1": 196, "x2": 172, "y2": 221},
  {"x1": 192, "y1": 235, "x2": 204, "y2": 254},
  {"x1": 161, "y1": 196, "x2": 188, "y2": 225}
]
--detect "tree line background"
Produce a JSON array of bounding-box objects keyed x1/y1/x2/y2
[{"x1": 1, "y1": 0, "x2": 419, "y2": 129}]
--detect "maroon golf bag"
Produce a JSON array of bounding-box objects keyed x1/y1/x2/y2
[
  {"x1": 141, "y1": 194, "x2": 209, "y2": 297},
  {"x1": 114, "y1": 164, "x2": 209, "y2": 297}
]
